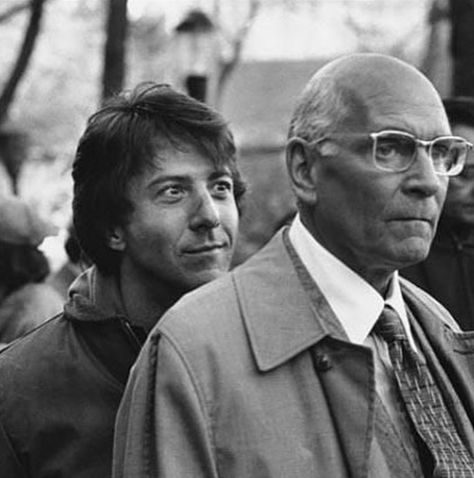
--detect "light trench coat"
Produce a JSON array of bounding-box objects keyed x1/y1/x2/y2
[{"x1": 113, "y1": 230, "x2": 474, "y2": 478}]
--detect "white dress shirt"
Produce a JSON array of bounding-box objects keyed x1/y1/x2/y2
[
  {"x1": 288, "y1": 213, "x2": 417, "y2": 349},
  {"x1": 288, "y1": 214, "x2": 421, "y2": 432}
]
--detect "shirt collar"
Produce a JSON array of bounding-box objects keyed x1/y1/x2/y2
[{"x1": 288, "y1": 214, "x2": 416, "y2": 347}]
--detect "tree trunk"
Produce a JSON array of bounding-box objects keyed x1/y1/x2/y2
[
  {"x1": 0, "y1": 0, "x2": 46, "y2": 126},
  {"x1": 102, "y1": 0, "x2": 129, "y2": 102},
  {"x1": 450, "y1": 0, "x2": 474, "y2": 96}
]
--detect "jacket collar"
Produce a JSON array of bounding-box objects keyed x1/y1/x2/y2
[
  {"x1": 64, "y1": 265, "x2": 128, "y2": 322},
  {"x1": 63, "y1": 266, "x2": 144, "y2": 384},
  {"x1": 233, "y1": 229, "x2": 346, "y2": 372}
]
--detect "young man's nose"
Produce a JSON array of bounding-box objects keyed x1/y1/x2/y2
[{"x1": 189, "y1": 191, "x2": 220, "y2": 230}]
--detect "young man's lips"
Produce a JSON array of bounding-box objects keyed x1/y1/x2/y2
[
  {"x1": 183, "y1": 244, "x2": 226, "y2": 254},
  {"x1": 399, "y1": 217, "x2": 430, "y2": 221},
  {"x1": 390, "y1": 216, "x2": 433, "y2": 223}
]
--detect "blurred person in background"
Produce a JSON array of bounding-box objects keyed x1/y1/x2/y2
[
  {"x1": 0, "y1": 82, "x2": 245, "y2": 478},
  {"x1": 402, "y1": 97, "x2": 474, "y2": 330},
  {"x1": 0, "y1": 195, "x2": 62, "y2": 347}
]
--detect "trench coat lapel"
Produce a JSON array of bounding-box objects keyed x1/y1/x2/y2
[
  {"x1": 233, "y1": 230, "x2": 375, "y2": 478},
  {"x1": 233, "y1": 231, "x2": 329, "y2": 372}
]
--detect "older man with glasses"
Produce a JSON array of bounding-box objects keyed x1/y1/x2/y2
[{"x1": 113, "y1": 54, "x2": 474, "y2": 478}]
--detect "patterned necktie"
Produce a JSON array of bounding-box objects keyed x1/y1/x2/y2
[{"x1": 374, "y1": 305, "x2": 474, "y2": 477}]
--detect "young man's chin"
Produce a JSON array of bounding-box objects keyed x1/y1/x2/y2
[{"x1": 178, "y1": 267, "x2": 229, "y2": 292}]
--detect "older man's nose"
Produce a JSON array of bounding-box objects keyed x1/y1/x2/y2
[{"x1": 404, "y1": 147, "x2": 446, "y2": 197}]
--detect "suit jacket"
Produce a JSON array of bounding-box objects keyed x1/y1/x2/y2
[{"x1": 113, "y1": 230, "x2": 474, "y2": 478}]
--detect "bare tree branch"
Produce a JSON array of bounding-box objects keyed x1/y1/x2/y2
[
  {"x1": 390, "y1": 19, "x2": 425, "y2": 59},
  {"x1": 0, "y1": 1, "x2": 30, "y2": 24},
  {"x1": 215, "y1": 0, "x2": 261, "y2": 106},
  {"x1": 344, "y1": 9, "x2": 382, "y2": 52},
  {"x1": 0, "y1": 0, "x2": 47, "y2": 125}
]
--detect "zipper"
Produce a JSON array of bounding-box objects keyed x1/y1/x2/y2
[{"x1": 120, "y1": 318, "x2": 145, "y2": 352}]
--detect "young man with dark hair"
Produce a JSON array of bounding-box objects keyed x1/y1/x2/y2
[{"x1": 0, "y1": 83, "x2": 245, "y2": 478}]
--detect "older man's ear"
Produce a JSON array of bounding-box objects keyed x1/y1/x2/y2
[{"x1": 286, "y1": 137, "x2": 319, "y2": 206}]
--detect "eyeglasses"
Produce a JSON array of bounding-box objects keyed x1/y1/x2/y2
[
  {"x1": 297, "y1": 130, "x2": 473, "y2": 176},
  {"x1": 370, "y1": 130, "x2": 472, "y2": 176}
]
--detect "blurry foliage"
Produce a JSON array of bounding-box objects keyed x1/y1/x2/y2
[
  {"x1": 0, "y1": 0, "x2": 104, "y2": 224},
  {"x1": 0, "y1": 0, "x2": 269, "y2": 173},
  {"x1": 0, "y1": 0, "x2": 48, "y2": 126},
  {"x1": 0, "y1": 1, "x2": 104, "y2": 162},
  {"x1": 342, "y1": 0, "x2": 431, "y2": 63}
]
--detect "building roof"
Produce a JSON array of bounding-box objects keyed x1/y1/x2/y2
[{"x1": 221, "y1": 58, "x2": 330, "y2": 149}]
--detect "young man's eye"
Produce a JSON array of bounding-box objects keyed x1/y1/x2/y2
[
  {"x1": 212, "y1": 180, "x2": 233, "y2": 196},
  {"x1": 158, "y1": 185, "x2": 186, "y2": 199}
]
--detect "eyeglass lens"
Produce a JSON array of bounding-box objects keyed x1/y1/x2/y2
[
  {"x1": 430, "y1": 138, "x2": 465, "y2": 174},
  {"x1": 373, "y1": 132, "x2": 467, "y2": 174}
]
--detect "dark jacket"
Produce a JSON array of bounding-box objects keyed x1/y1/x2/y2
[
  {"x1": 0, "y1": 267, "x2": 145, "y2": 478},
  {"x1": 402, "y1": 222, "x2": 474, "y2": 331}
]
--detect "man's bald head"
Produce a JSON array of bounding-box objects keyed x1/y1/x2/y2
[{"x1": 288, "y1": 53, "x2": 448, "y2": 141}]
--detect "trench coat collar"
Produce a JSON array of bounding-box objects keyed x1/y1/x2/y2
[
  {"x1": 233, "y1": 228, "x2": 347, "y2": 372},
  {"x1": 234, "y1": 229, "x2": 465, "y2": 373}
]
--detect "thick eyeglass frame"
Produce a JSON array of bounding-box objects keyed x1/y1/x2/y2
[{"x1": 292, "y1": 130, "x2": 473, "y2": 177}]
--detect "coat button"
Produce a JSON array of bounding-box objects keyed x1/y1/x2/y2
[{"x1": 314, "y1": 353, "x2": 332, "y2": 371}]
